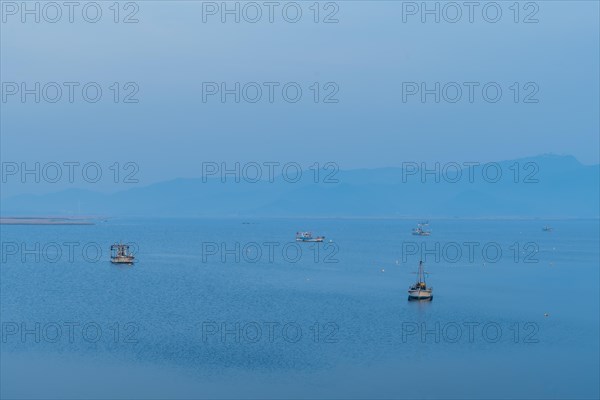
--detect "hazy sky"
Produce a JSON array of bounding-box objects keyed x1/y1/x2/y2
[{"x1": 1, "y1": 1, "x2": 598, "y2": 195}]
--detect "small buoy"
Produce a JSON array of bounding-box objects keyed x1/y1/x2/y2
[
  {"x1": 544, "y1": 313, "x2": 549, "y2": 317},
  {"x1": 380, "y1": 268, "x2": 385, "y2": 273}
]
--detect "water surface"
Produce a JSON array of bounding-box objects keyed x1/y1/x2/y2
[{"x1": 1, "y1": 218, "x2": 598, "y2": 399}]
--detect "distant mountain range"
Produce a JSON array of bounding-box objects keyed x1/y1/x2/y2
[{"x1": 1, "y1": 155, "x2": 598, "y2": 218}]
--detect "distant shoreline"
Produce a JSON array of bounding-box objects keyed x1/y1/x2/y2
[
  {"x1": 0, "y1": 217, "x2": 95, "y2": 225},
  {"x1": 2, "y1": 216, "x2": 596, "y2": 222}
]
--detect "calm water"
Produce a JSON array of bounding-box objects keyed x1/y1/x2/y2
[{"x1": 1, "y1": 218, "x2": 599, "y2": 399}]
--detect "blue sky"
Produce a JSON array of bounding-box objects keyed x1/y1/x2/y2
[{"x1": 1, "y1": 1, "x2": 598, "y2": 195}]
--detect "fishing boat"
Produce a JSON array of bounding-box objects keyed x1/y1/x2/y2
[
  {"x1": 296, "y1": 232, "x2": 325, "y2": 242},
  {"x1": 412, "y1": 223, "x2": 431, "y2": 236},
  {"x1": 542, "y1": 226, "x2": 553, "y2": 232},
  {"x1": 110, "y1": 243, "x2": 135, "y2": 264},
  {"x1": 408, "y1": 260, "x2": 433, "y2": 301}
]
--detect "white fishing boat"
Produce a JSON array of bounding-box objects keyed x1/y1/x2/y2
[
  {"x1": 412, "y1": 223, "x2": 431, "y2": 236},
  {"x1": 542, "y1": 226, "x2": 553, "y2": 232},
  {"x1": 110, "y1": 243, "x2": 135, "y2": 264},
  {"x1": 296, "y1": 232, "x2": 325, "y2": 242},
  {"x1": 408, "y1": 260, "x2": 433, "y2": 301}
]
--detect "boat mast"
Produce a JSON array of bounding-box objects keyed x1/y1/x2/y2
[{"x1": 418, "y1": 260, "x2": 426, "y2": 284}]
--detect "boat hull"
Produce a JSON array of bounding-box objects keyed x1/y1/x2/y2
[
  {"x1": 111, "y1": 257, "x2": 134, "y2": 265},
  {"x1": 408, "y1": 289, "x2": 433, "y2": 300}
]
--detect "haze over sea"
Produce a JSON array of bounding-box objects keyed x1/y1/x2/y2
[
  {"x1": 1, "y1": 217, "x2": 598, "y2": 399},
  {"x1": 1, "y1": 0, "x2": 599, "y2": 397}
]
